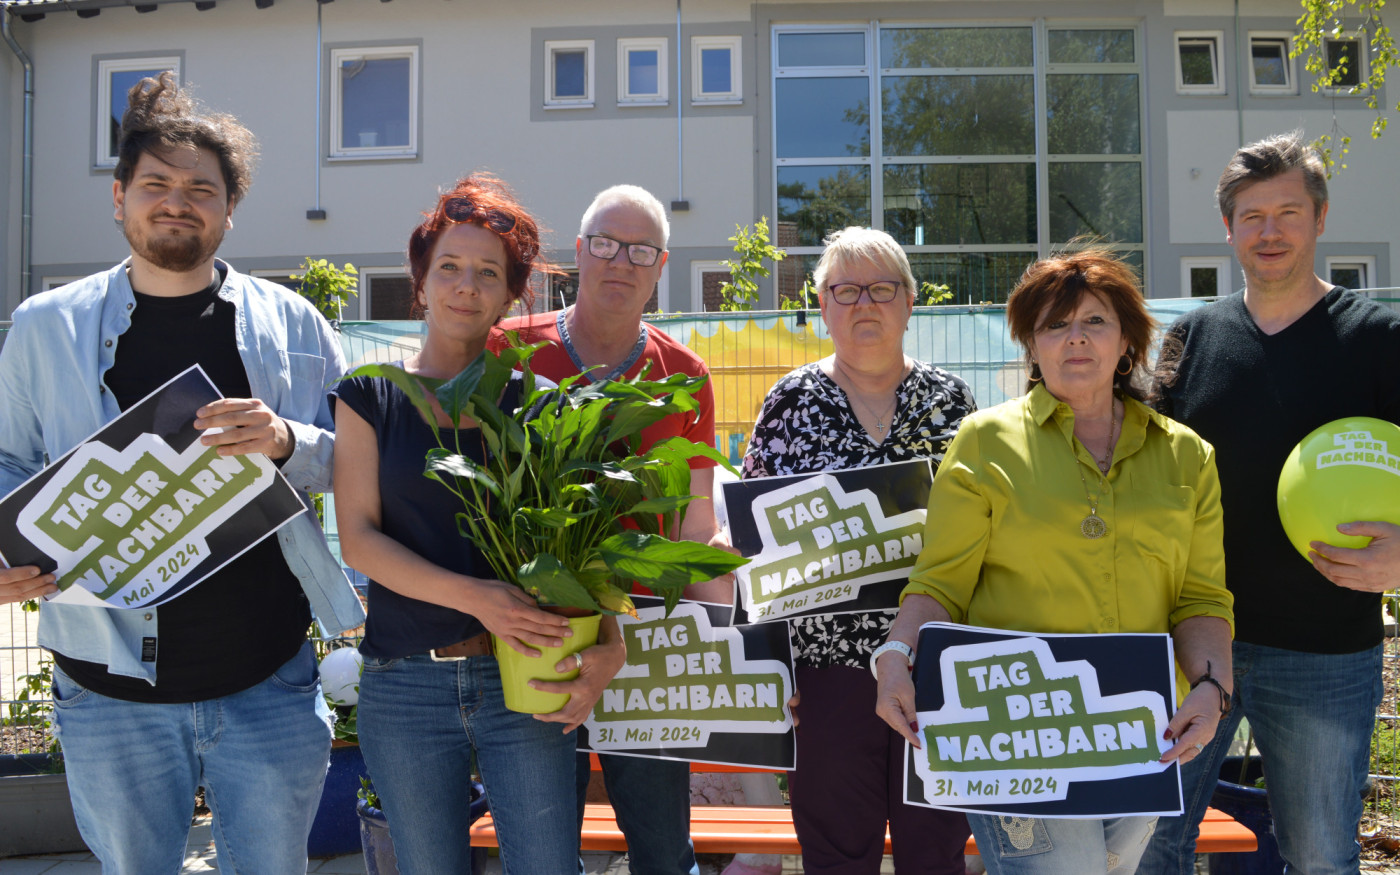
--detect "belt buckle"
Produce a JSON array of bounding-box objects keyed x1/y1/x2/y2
[{"x1": 429, "y1": 648, "x2": 466, "y2": 662}]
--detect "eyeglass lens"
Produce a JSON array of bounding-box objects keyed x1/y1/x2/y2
[
  {"x1": 829, "y1": 282, "x2": 901, "y2": 304},
  {"x1": 587, "y1": 235, "x2": 660, "y2": 267},
  {"x1": 443, "y1": 198, "x2": 517, "y2": 234}
]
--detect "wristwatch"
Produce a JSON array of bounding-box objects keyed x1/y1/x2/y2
[{"x1": 869, "y1": 640, "x2": 913, "y2": 681}]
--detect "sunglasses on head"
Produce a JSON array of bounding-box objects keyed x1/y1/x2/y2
[{"x1": 442, "y1": 197, "x2": 517, "y2": 234}]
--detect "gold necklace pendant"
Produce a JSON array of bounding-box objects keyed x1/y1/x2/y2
[{"x1": 1081, "y1": 513, "x2": 1107, "y2": 539}]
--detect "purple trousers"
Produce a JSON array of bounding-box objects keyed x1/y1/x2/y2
[{"x1": 789, "y1": 663, "x2": 970, "y2": 875}]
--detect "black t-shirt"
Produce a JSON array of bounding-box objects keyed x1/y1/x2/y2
[
  {"x1": 53, "y1": 272, "x2": 311, "y2": 702},
  {"x1": 1157, "y1": 287, "x2": 1400, "y2": 653},
  {"x1": 328, "y1": 370, "x2": 532, "y2": 659}
]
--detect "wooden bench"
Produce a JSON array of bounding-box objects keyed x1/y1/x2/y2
[{"x1": 468, "y1": 756, "x2": 1259, "y2": 856}]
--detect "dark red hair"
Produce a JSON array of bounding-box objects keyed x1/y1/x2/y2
[
  {"x1": 407, "y1": 173, "x2": 550, "y2": 316},
  {"x1": 1006, "y1": 243, "x2": 1157, "y2": 402}
]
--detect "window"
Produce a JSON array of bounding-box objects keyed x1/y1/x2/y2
[
  {"x1": 618, "y1": 38, "x2": 668, "y2": 105},
  {"x1": 1322, "y1": 36, "x2": 1366, "y2": 93},
  {"x1": 546, "y1": 40, "x2": 595, "y2": 107},
  {"x1": 96, "y1": 55, "x2": 181, "y2": 168},
  {"x1": 330, "y1": 45, "x2": 419, "y2": 159},
  {"x1": 1181, "y1": 257, "x2": 1231, "y2": 298},
  {"x1": 42, "y1": 276, "x2": 83, "y2": 292},
  {"x1": 361, "y1": 270, "x2": 416, "y2": 320},
  {"x1": 1248, "y1": 34, "x2": 1294, "y2": 94},
  {"x1": 775, "y1": 23, "x2": 1145, "y2": 303},
  {"x1": 690, "y1": 260, "x2": 730, "y2": 311},
  {"x1": 1326, "y1": 256, "x2": 1376, "y2": 290},
  {"x1": 1175, "y1": 32, "x2": 1224, "y2": 95},
  {"x1": 692, "y1": 36, "x2": 742, "y2": 103}
]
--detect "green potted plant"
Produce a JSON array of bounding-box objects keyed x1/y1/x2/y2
[{"x1": 343, "y1": 337, "x2": 747, "y2": 711}]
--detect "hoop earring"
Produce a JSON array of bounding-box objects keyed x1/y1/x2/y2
[
  {"x1": 1116, "y1": 354, "x2": 1132, "y2": 375},
  {"x1": 1029, "y1": 362, "x2": 1043, "y2": 383}
]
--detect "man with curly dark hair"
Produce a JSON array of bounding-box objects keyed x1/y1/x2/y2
[{"x1": 0, "y1": 73, "x2": 363, "y2": 874}]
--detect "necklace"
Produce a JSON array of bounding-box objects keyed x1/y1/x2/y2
[
  {"x1": 1072, "y1": 402, "x2": 1119, "y2": 539},
  {"x1": 1092, "y1": 401, "x2": 1121, "y2": 474},
  {"x1": 832, "y1": 360, "x2": 898, "y2": 437}
]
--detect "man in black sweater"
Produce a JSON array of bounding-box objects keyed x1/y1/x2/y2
[{"x1": 1142, "y1": 132, "x2": 1400, "y2": 874}]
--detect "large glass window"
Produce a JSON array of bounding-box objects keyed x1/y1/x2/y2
[
  {"x1": 775, "y1": 22, "x2": 1145, "y2": 302},
  {"x1": 330, "y1": 46, "x2": 418, "y2": 159},
  {"x1": 96, "y1": 55, "x2": 181, "y2": 168}
]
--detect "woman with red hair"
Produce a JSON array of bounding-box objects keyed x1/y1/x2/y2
[{"x1": 331, "y1": 174, "x2": 607, "y2": 874}]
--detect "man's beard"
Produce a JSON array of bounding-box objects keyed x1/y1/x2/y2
[{"x1": 125, "y1": 222, "x2": 224, "y2": 273}]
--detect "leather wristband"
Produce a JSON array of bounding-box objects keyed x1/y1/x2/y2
[{"x1": 1189, "y1": 662, "x2": 1232, "y2": 716}]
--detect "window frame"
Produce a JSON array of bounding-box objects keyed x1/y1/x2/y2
[
  {"x1": 692, "y1": 35, "x2": 743, "y2": 104},
  {"x1": 359, "y1": 267, "x2": 417, "y2": 321},
  {"x1": 1320, "y1": 35, "x2": 1368, "y2": 95},
  {"x1": 1180, "y1": 256, "x2": 1232, "y2": 298},
  {"x1": 545, "y1": 39, "x2": 596, "y2": 108},
  {"x1": 95, "y1": 54, "x2": 182, "y2": 169},
  {"x1": 1325, "y1": 255, "x2": 1376, "y2": 290},
  {"x1": 618, "y1": 37, "x2": 669, "y2": 106},
  {"x1": 328, "y1": 44, "x2": 421, "y2": 160},
  {"x1": 1174, "y1": 31, "x2": 1225, "y2": 95},
  {"x1": 1247, "y1": 32, "x2": 1295, "y2": 95}
]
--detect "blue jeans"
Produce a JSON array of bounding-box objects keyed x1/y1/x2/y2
[
  {"x1": 576, "y1": 752, "x2": 698, "y2": 875},
  {"x1": 50, "y1": 641, "x2": 332, "y2": 875},
  {"x1": 358, "y1": 652, "x2": 579, "y2": 875},
  {"x1": 1140, "y1": 641, "x2": 1382, "y2": 875},
  {"x1": 969, "y1": 814, "x2": 1157, "y2": 875}
]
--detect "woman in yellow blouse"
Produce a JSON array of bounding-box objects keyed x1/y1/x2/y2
[{"x1": 873, "y1": 247, "x2": 1233, "y2": 875}]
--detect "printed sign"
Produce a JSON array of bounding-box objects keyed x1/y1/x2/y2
[
  {"x1": 579, "y1": 597, "x2": 795, "y2": 768},
  {"x1": 720, "y1": 459, "x2": 932, "y2": 624},
  {"x1": 904, "y1": 623, "x2": 1181, "y2": 818},
  {"x1": 0, "y1": 366, "x2": 307, "y2": 609}
]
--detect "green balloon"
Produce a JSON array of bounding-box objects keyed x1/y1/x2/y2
[{"x1": 1277, "y1": 416, "x2": 1400, "y2": 561}]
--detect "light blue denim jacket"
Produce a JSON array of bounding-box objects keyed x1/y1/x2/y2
[{"x1": 0, "y1": 259, "x2": 366, "y2": 683}]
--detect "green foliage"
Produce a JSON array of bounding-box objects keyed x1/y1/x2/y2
[
  {"x1": 2, "y1": 660, "x2": 62, "y2": 761},
  {"x1": 292, "y1": 258, "x2": 358, "y2": 323},
  {"x1": 358, "y1": 776, "x2": 381, "y2": 810},
  {"x1": 719, "y1": 218, "x2": 786, "y2": 312},
  {"x1": 339, "y1": 339, "x2": 748, "y2": 618},
  {"x1": 917, "y1": 281, "x2": 954, "y2": 305},
  {"x1": 779, "y1": 277, "x2": 818, "y2": 310},
  {"x1": 1295, "y1": 0, "x2": 1399, "y2": 174}
]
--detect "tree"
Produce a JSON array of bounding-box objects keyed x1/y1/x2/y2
[
  {"x1": 719, "y1": 218, "x2": 786, "y2": 311},
  {"x1": 1295, "y1": 0, "x2": 1400, "y2": 173}
]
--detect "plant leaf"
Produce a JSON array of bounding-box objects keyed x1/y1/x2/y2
[
  {"x1": 425, "y1": 449, "x2": 501, "y2": 499},
  {"x1": 598, "y1": 532, "x2": 749, "y2": 599},
  {"x1": 338, "y1": 363, "x2": 442, "y2": 434},
  {"x1": 518, "y1": 554, "x2": 600, "y2": 611}
]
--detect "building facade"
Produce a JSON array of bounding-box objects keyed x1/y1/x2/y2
[{"x1": 1, "y1": 0, "x2": 1396, "y2": 320}]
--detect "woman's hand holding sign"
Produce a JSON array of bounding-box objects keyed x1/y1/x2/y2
[
  {"x1": 195, "y1": 398, "x2": 293, "y2": 461},
  {"x1": 875, "y1": 593, "x2": 952, "y2": 748},
  {"x1": 0, "y1": 563, "x2": 56, "y2": 605}
]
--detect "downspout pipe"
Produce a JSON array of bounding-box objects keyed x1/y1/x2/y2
[{"x1": 1, "y1": 3, "x2": 34, "y2": 300}]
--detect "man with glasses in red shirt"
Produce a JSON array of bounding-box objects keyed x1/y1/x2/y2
[{"x1": 495, "y1": 184, "x2": 730, "y2": 875}]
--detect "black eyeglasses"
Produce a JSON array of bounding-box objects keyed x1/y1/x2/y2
[
  {"x1": 586, "y1": 234, "x2": 663, "y2": 267},
  {"x1": 827, "y1": 281, "x2": 903, "y2": 305},
  {"x1": 442, "y1": 197, "x2": 517, "y2": 234}
]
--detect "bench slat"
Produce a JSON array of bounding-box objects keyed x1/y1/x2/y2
[{"x1": 469, "y1": 803, "x2": 1258, "y2": 856}]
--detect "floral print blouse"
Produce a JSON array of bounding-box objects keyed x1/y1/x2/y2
[{"x1": 740, "y1": 360, "x2": 976, "y2": 668}]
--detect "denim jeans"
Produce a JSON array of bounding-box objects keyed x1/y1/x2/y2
[
  {"x1": 1139, "y1": 641, "x2": 1382, "y2": 875},
  {"x1": 50, "y1": 641, "x2": 332, "y2": 875},
  {"x1": 359, "y1": 652, "x2": 579, "y2": 875},
  {"x1": 575, "y1": 751, "x2": 698, "y2": 875},
  {"x1": 968, "y1": 814, "x2": 1157, "y2": 875}
]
